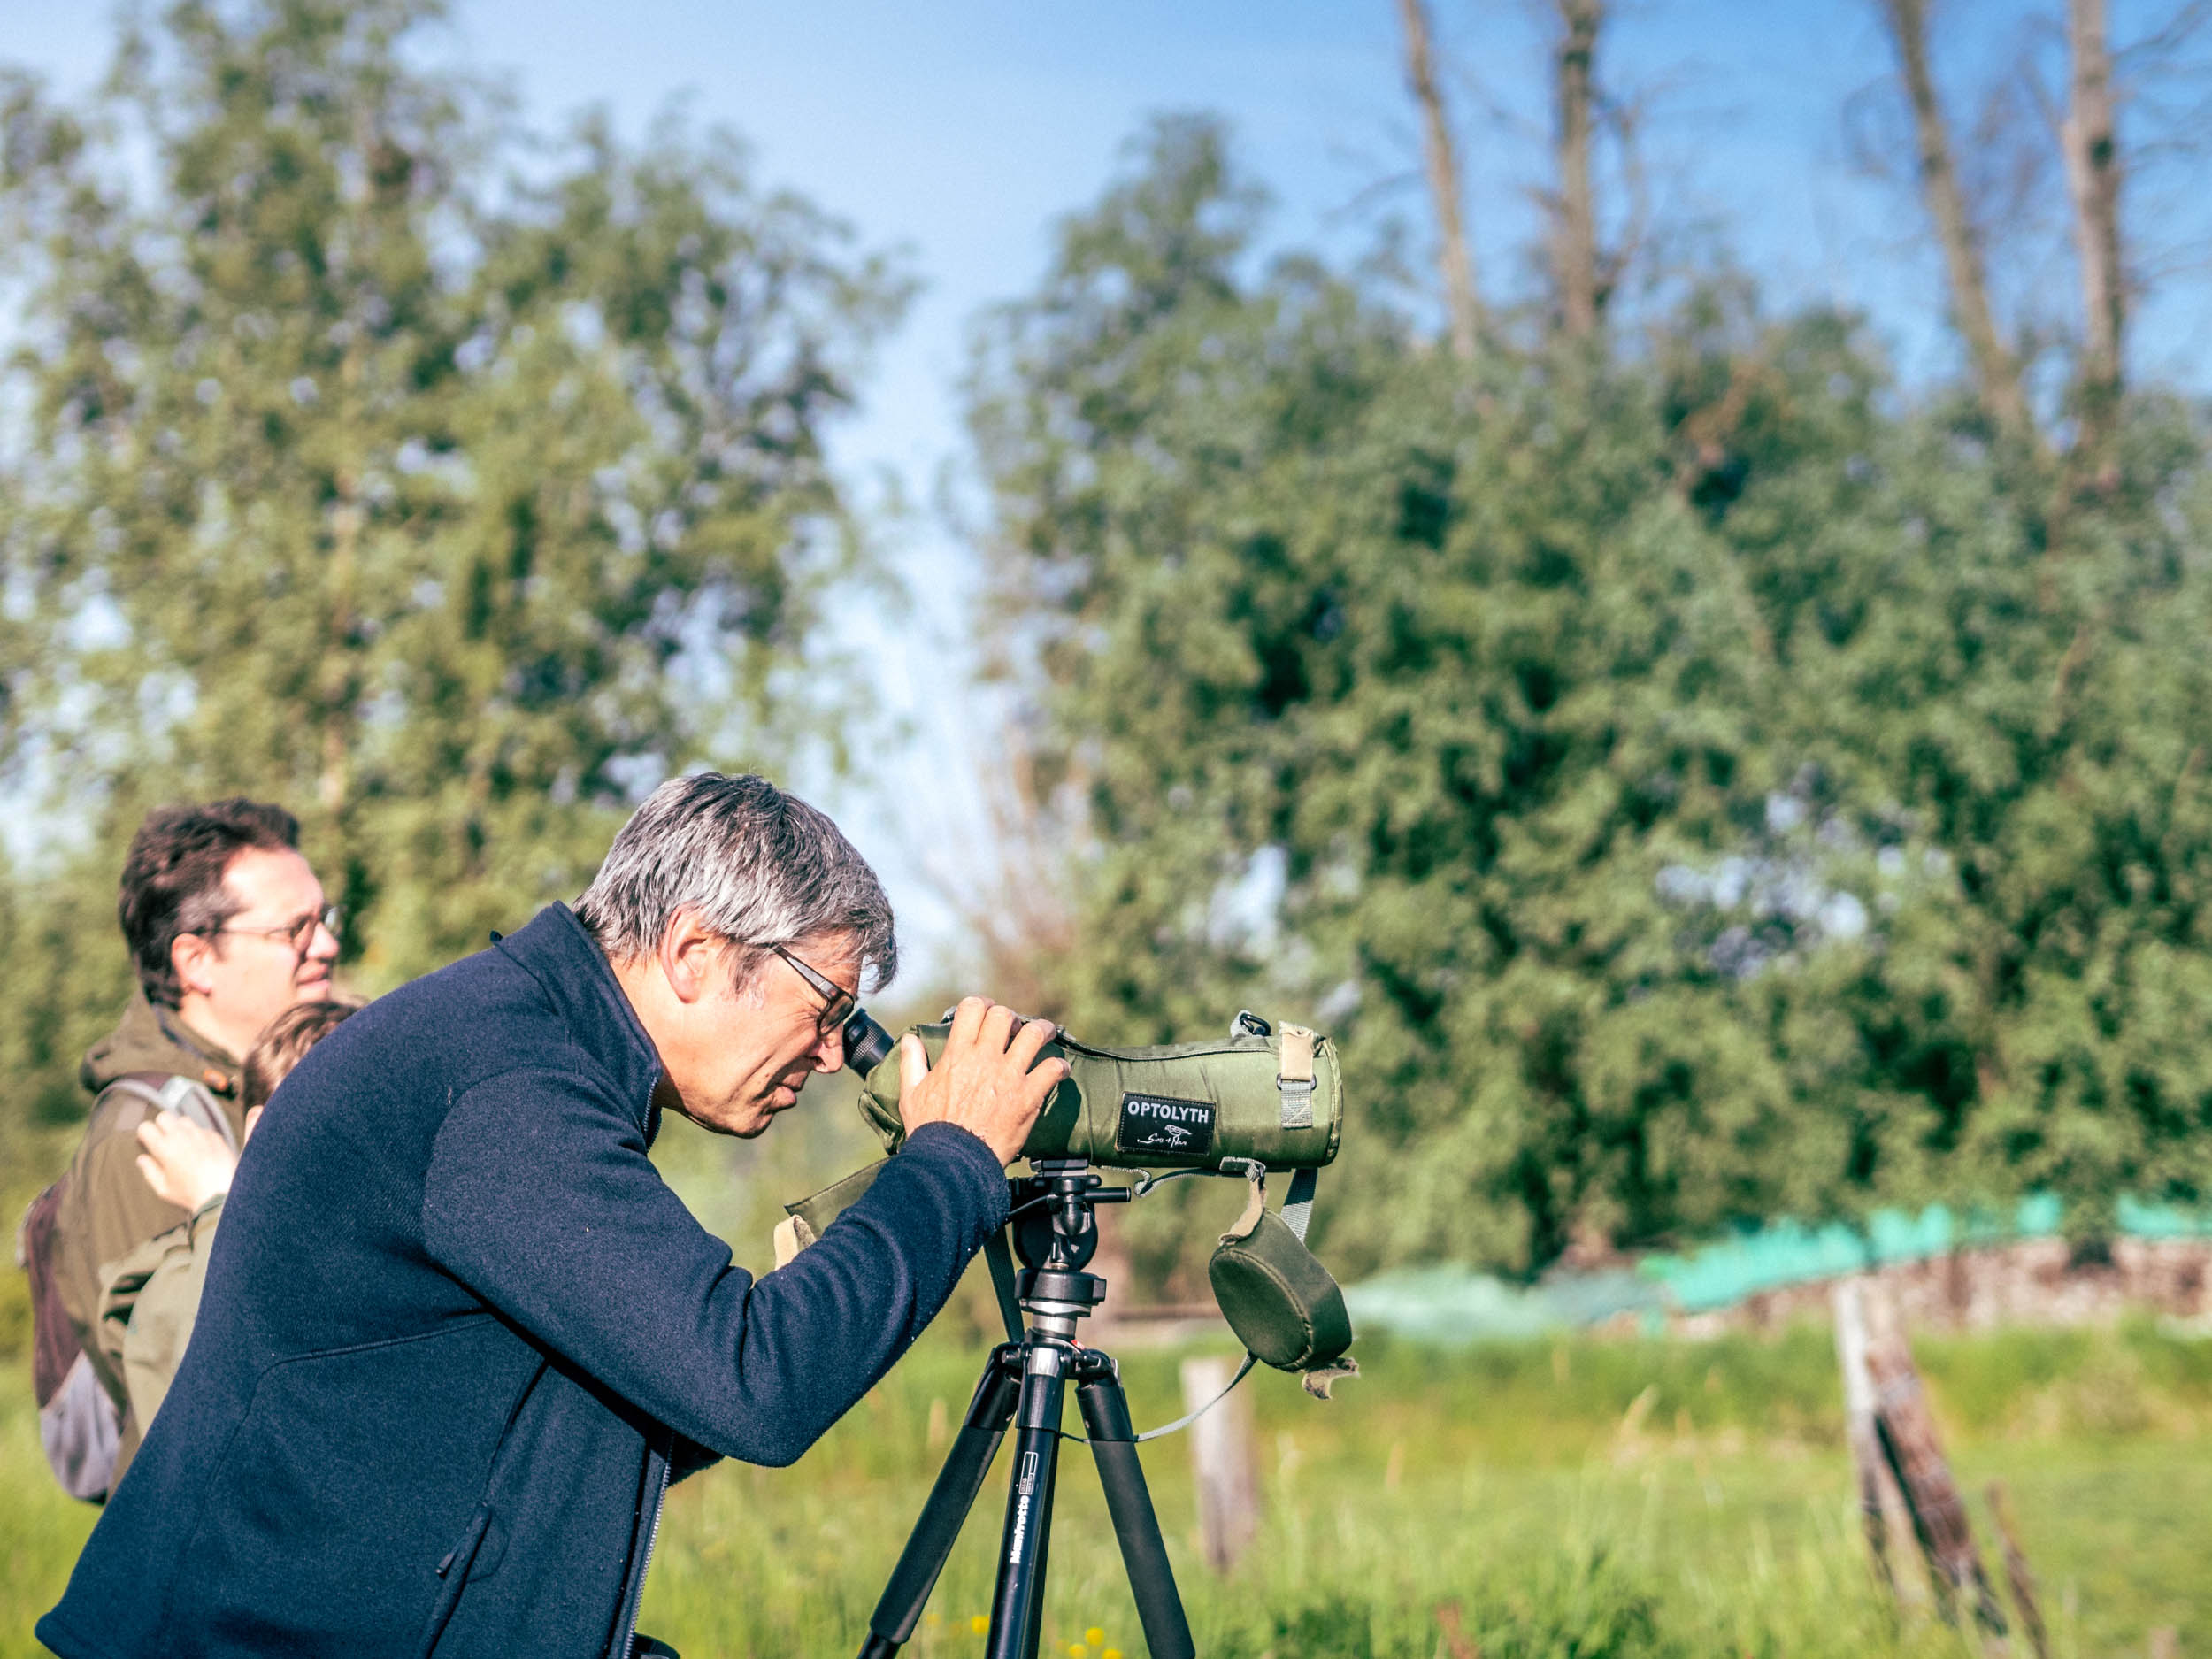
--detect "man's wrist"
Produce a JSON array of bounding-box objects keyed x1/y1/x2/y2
[
  {"x1": 903, "y1": 1118, "x2": 1001, "y2": 1165},
  {"x1": 900, "y1": 1120, "x2": 1015, "y2": 1233}
]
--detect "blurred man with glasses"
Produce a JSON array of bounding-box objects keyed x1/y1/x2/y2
[{"x1": 42, "y1": 798, "x2": 339, "y2": 1497}]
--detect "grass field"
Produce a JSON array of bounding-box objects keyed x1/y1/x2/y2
[{"x1": 7, "y1": 1319, "x2": 2212, "y2": 1658}]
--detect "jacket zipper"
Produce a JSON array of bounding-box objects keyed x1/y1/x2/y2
[{"x1": 613, "y1": 1444, "x2": 671, "y2": 1659}]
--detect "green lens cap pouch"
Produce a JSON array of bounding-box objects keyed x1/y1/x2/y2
[{"x1": 1209, "y1": 1175, "x2": 1357, "y2": 1398}]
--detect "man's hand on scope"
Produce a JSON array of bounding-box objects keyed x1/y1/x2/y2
[{"x1": 898, "y1": 996, "x2": 1068, "y2": 1167}]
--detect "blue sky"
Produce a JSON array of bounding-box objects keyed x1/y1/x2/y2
[{"x1": 5, "y1": 0, "x2": 2203, "y2": 984}]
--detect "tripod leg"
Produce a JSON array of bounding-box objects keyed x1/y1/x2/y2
[
  {"x1": 1017, "y1": 1419, "x2": 1060, "y2": 1659},
  {"x1": 985, "y1": 1343, "x2": 1071, "y2": 1659},
  {"x1": 857, "y1": 1348, "x2": 1022, "y2": 1659},
  {"x1": 1079, "y1": 1364, "x2": 1197, "y2": 1659}
]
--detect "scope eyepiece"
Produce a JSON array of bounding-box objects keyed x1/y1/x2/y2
[{"x1": 841, "y1": 1006, "x2": 895, "y2": 1075}]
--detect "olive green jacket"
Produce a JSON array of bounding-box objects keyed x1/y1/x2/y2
[{"x1": 53, "y1": 992, "x2": 244, "y2": 1483}]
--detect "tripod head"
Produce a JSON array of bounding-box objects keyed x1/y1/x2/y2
[{"x1": 1005, "y1": 1159, "x2": 1130, "y2": 1338}]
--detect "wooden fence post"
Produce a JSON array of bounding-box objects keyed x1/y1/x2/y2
[
  {"x1": 1862, "y1": 1290, "x2": 2011, "y2": 1647},
  {"x1": 1180, "y1": 1356, "x2": 1260, "y2": 1572},
  {"x1": 1833, "y1": 1278, "x2": 1904, "y2": 1598}
]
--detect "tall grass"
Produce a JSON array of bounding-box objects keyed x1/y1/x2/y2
[
  {"x1": 6, "y1": 1322, "x2": 2210, "y2": 1656},
  {"x1": 634, "y1": 1325, "x2": 2212, "y2": 1658}
]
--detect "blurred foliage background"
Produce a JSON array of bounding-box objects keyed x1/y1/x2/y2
[
  {"x1": 967, "y1": 113, "x2": 2212, "y2": 1290},
  {"x1": 2, "y1": 0, "x2": 2209, "y2": 1308}
]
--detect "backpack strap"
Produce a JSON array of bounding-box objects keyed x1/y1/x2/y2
[{"x1": 102, "y1": 1071, "x2": 237, "y2": 1153}]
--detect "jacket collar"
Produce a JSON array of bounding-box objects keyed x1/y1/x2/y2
[
  {"x1": 81, "y1": 987, "x2": 245, "y2": 1101},
  {"x1": 495, "y1": 903, "x2": 665, "y2": 1143}
]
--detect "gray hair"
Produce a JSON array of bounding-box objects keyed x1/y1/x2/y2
[{"x1": 575, "y1": 773, "x2": 897, "y2": 992}]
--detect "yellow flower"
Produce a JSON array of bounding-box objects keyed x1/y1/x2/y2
[
  {"x1": 1086, "y1": 1631, "x2": 1106, "y2": 1647},
  {"x1": 1067, "y1": 1647, "x2": 1087, "y2": 1659},
  {"x1": 970, "y1": 1615, "x2": 989, "y2": 1635},
  {"x1": 1104, "y1": 1650, "x2": 1124, "y2": 1659}
]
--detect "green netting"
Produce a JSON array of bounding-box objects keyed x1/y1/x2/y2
[{"x1": 1344, "y1": 1193, "x2": 2208, "y2": 1341}]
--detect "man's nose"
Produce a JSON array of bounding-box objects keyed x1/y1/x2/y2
[
  {"x1": 813, "y1": 1020, "x2": 845, "y2": 1075},
  {"x1": 305, "y1": 919, "x2": 341, "y2": 961}
]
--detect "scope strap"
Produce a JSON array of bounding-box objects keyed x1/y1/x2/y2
[
  {"x1": 1276, "y1": 1024, "x2": 1317, "y2": 1128},
  {"x1": 1133, "y1": 1353, "x2": 1258, "y2": 1443},
  {"x1": 982, "y1": 1226, "x2": 1025, "y2": 1348},
  {"x1": 1280, "y1": 1164, "x2": 1318, "y2": 1243},
  {"x1": 1226, "y1": 1162, "x2": 1320, "y2": 1245}
]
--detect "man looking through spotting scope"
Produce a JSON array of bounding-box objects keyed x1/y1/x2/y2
[{"x1": 39, "y1": 773, "x2": 1068, "y2": 1659}]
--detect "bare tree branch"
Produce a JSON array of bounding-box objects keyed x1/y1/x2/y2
[
  {"x1": 1599, "y1": 87, "x2": 1650, "y2": 310},
  {"x1": 1873, "y1": 0, "x2": 2033, "y2": 438},
  {"x1": 2121, "y1": 0, "x2": 2212, "y2": 64},
  {"x1": 1393, "y1": 0, "x2": 1485, "y2": 359}
]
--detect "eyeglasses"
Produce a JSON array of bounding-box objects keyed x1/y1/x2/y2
[
  {"x1": 213, "y1": 904, "x2": 344, "y2": 955},
  {"x1": 772, "y1": 944, "x2": 857, "y2": 1037}
]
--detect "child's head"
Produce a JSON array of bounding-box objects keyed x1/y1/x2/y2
[{"x1": 243, "y1": 996, "x2": 363, "y2": 1112}]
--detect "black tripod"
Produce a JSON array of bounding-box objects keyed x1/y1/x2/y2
[{"x1": 856, "y1": 1160, "x2": 1196, "y2": 1659}]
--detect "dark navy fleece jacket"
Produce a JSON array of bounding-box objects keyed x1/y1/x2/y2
[{"x1": 39, "y1": 903, "x2": 1009, "y2": 1659}]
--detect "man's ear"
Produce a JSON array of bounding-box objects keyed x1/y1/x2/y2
[
  {"x1": 171, "y1": 932, "x2": 219, "y2": 1000},
  {"x1": 657, "y1": 911, "x2": 727, "y2": 1008}
]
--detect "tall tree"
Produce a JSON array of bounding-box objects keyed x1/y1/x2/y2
[
  {"x1": 1549, "y1": 0, "x2": 1607, "y2": 340},
  {"x1": 0, "y1": 0, "x2": 904, "y2": 1118},
  {"x1": 1872, "y1": 0, "x2": 2032, "y2": 439},
  {"x1": 2059, "y1": 0, "x2": 2124, "y2": 468},
  {"x1": 1393, "y1": 0, "x2": 1486, "y2": 360}
]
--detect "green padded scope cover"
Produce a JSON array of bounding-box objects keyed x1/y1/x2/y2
[
  {"x1": 1209, "y1": 1186, "x2": 1356, "y2": 1388},
  {"x1": 856, "y1": 1019, "x2": 1342, "y2": 1171}
]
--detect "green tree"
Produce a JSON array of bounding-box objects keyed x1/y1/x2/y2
[
  {"x1": 0, "y1": 0, "x2": 905, "y2": 1148},
  {"x1": 1796, "y1": 396, "x2": 2212, "y2": 1239}
]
